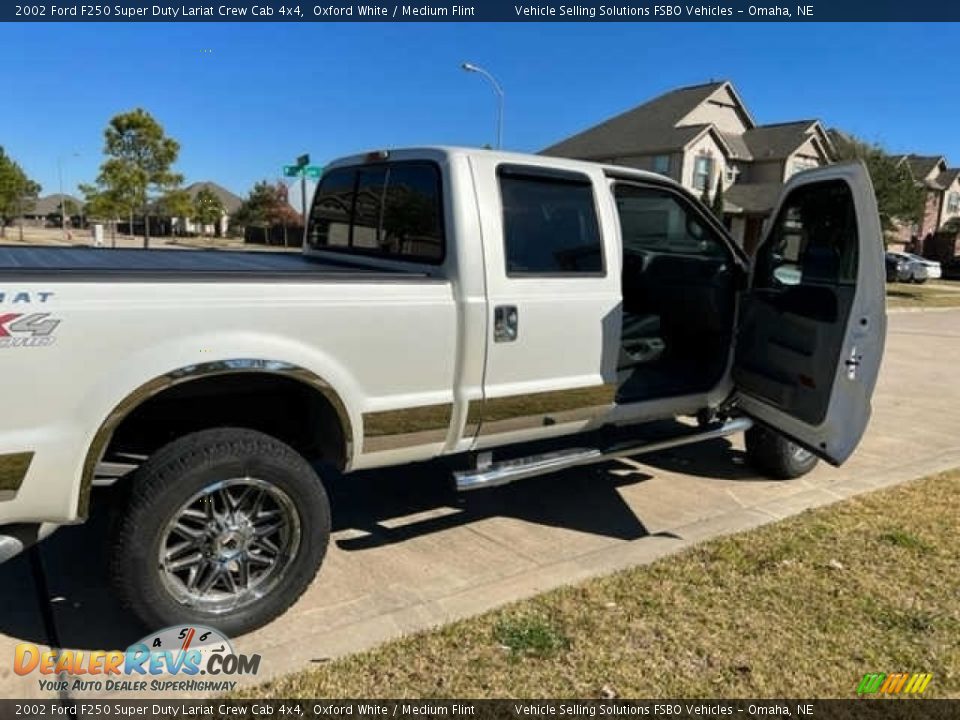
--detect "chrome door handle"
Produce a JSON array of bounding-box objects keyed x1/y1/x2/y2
[{"x1": 494, "y1": 305, "x2": 518, "y2": 343}]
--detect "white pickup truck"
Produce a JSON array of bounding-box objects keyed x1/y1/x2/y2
[{"x1": 0, "y1": 147, "x2": 885, "y2": 636}]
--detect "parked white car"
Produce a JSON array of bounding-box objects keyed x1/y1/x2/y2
[
  {"x1": 895, "y1": 252, "x2": 942, "y2": 282},
  {"x1": 0, "y1": 148, "x2": 887, "y2": 635}
]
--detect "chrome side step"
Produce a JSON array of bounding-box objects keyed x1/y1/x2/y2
[{"x1": 454, "y1": 417, "x2": 753, "y2": 492}]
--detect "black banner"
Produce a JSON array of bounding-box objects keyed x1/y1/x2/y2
[
  {"x1": 3, "y1": 1, "x2": 960, "y2": 23},
  {"x1": 0, "y1": 700, "x2": 957, "y2": 720}
]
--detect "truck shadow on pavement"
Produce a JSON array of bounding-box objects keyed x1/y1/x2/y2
[{"x1": 0, "y1": 429, "x2": 749, "y2": 651}]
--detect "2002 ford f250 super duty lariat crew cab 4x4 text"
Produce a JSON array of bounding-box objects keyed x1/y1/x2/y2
[{"x1": 0, "y1": 147, "x2": 885, "y2": 635}]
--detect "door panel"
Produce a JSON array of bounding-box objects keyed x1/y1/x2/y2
[
  {"x1": 733, "y1": 162, "x2": 886, "y2": 465},
  {"x1": 469, "y1": 159, "x2": 621, "y2": 447}
]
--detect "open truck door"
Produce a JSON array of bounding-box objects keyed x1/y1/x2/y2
[{"x1": 732, "y1": 162, "x2": 886, "y2": 465}]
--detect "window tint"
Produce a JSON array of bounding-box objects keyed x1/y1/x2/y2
[
  {"x1": 755, "y1": 179, "x2": 858, "y2": 289},
  {"x1": 614, "y1": 185, "x2": 726, "y2": 257},
  {"x1": 307, "y1": 162, "x2": 444, "y2": 263},
  {"x1": 499, "y1": 170, "x2": 603, "y2": 275}
]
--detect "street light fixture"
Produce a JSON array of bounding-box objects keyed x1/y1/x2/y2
[{"x1": 461, "y1": 62, "x2": 504, "y2": 150}]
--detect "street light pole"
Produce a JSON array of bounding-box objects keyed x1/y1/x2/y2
[
  {"x1": 57, "y1": 152, "x2": 79, "y2": 243},
  {"x1": 461, "y1": 62, "x2": 504, "y2": 150}
]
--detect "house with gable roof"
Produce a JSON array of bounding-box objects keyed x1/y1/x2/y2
[{"x1": 541, "y1": 80, "x2": 836, "y2": 253}]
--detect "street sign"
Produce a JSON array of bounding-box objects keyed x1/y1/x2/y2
[
  {"x1": 296, "y1": 153, "x2": 310, "y2": 167},
  {"x1": 304, "y1": 166, "x2": 323, "y2": 179},
  {"x1": 284, "y1": 165, "x2": 323, "y2": 178},
  {"x1": 283, "y1": 165, "x2": 300, "y2": 178}
]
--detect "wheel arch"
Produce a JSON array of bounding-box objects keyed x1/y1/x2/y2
[{"x1": 78, "y1": 359, "x2": 354, "y2": 519}]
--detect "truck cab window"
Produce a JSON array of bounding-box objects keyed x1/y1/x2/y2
[
  {"x1": 307, "y1": 162, "x2": 444, "y2": 264},
  {"x1": 499, "y1": 170, "x2": 603, "y2": 275}
]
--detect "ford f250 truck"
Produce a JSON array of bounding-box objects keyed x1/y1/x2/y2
[{"x1": 0, "y1": 147, "x2": 885, "y2": 635}]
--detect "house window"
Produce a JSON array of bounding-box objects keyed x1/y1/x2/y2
[
  {"x1": 948, "y1": 192, "x2": 960, "y2": 213},
  {"x1": 652, "y1": 155, "x2": 671, "y2": 175},
  {"x1": 499, "y1": 167, "x2": 604, "y2": 275},
  {"x1": 725, "y1": 164, "x2": 741, "y2": 184},
  {"x1": 693, "y1": 156, "x2": 713, "y2": 191}
]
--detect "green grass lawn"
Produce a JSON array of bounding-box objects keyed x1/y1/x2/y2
[
  {"x1": 887, "y1": 280, "x2": 960, "y2": 308},
  {"x1": 234, "y1": 470, "x2": 960, "y2": 699}
]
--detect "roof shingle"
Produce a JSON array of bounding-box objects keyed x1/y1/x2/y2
[{"x1": 541, "y1": 81, "x2": 727, "y2": 159}]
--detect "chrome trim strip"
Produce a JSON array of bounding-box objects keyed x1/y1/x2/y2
[
  {"x1": 362, "y1": 403, "x2": 453, "y2": 453},
  {"x1": 455, "y1": 417, "x2": 753, "y2": 491},
  {"x1": 0, "y1": 452, "x2": 33, "y2": 499},
  {"x1": 471, "y1": 383, "x2": 617, "y2": 438},
  {"x1": 78, "y1": 359, "x2": 353, "y2": 519}
]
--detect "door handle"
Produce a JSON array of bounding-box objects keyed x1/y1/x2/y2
[{"x1": 494, "y1": 305, "x2": 518, "y2": 343}]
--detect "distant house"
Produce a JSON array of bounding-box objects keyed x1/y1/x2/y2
[
  {"x1": 21, "y1": 193, "x2": 84, "y2": 227},
  {"x1": 170, "y1": 181, "x2": 243, "y2": 237},
  {"x1": 875, "y1": 155, "x2": 960, "y2": 251},
  {"x1": 903, "y1": 156, "x2": 960, "y2": 235},
  {"x1": 541, "y1": 80, "x2": 836, "y2": 253}
]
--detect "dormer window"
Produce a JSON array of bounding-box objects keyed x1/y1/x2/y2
[{"x1": 653, "y1": 155, "x2": 671, "y2": 175}]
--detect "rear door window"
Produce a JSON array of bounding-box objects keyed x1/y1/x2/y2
[
  {"x1": 498, "y1": 167, "x2": 604, "y2": 276},
  {"x1": 307, "y1": 162, "x2": 444, "y2": 264}
]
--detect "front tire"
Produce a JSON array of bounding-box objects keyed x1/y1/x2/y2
[
  {"x1": 109, "y1": 428, "x2": 330, "y2": 637},
  {"x1": 744, "y1": 424, "x2": 819, "y2": 480}
]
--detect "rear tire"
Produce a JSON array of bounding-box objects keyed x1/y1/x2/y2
[
  {"x1": 108, "y1": 427, "x2": 330, "y2": 637},
  {"x1": 744, "y1": 424, "x2": 819, "y2": 480}
]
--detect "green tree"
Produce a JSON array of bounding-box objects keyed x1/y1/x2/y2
[
  {"x1": 0, "y1": 146, "x2": 41, "y2": 239},
  {"x1": 156, "y1": 188, "x2": 193, "y2": 236},
  {"x1": 830, "y1": 131, "x2": 925, "y2": 235},
  {"x1": 95, "y1": 108, "x2": 182, "y2": 247},
  {"x1": 80, "y1": 182, "x2": 135, "y2": 246},
  {"x1": 192, "y1": 187, "x2": 225, "y2": 238},
  {"x1": 232, "y1": 181, "x2": 301, "y2": 244},
  {"x1": 711, "y1": 176, "x2": 725, "y2": 220}
]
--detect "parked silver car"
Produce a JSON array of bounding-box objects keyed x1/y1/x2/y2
[{"x1": 890, "y1": 252, "x2": 942, "y2": 283}]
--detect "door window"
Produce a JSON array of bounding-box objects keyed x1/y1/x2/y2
[
  {"x1": 754, "y1": 180, "x2": 858, "y2": 291},
  {"x1": 498, "y1": 168, "x2": 604, "y2": 275},
  {"x1": 614, "y1": 185, "x2": 726, "y2": 257}
]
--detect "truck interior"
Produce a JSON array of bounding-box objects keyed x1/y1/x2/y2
[{"x1": 613, "y1": 182, "x2": 740, "y2": 404}]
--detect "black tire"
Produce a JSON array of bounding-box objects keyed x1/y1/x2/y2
[
  {"x1": 744, "y1": 424, "x2": 819, "y2": 480},
  {"x1": 108, "y1": 427, "x2": 330, "y2": 637}
]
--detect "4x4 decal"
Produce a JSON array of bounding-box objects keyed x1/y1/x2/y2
[{"x1": 0, "y1": 313, "x2": 61, "y2": 347}]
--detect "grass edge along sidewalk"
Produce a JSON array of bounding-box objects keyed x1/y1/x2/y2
[{"x1": 233, "y1": 470, "x2": 959, "y2": 699}]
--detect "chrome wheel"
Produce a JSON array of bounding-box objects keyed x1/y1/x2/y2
[{"x1": 158, "y1": 477, "x2": 301, "y2": 614}]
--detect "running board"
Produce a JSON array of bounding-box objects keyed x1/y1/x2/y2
[{"x1": 454, "y1": 417, "x2": 753, "y2": 492}]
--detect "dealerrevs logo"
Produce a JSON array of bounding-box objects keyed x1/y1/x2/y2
[
  {"x1": 0, "y1": 312, "x2": 60, "y2": 348},
  {"x1": 14, "y1": 625, "x2": 261, "y2": 693}
]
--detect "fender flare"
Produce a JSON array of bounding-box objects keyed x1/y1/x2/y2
[{"x1": 77, "y1": 359, "x2": 354, "y2": 519}]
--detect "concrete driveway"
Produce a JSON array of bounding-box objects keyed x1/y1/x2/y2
[{"x1": 3, "y1": 308, "x2": 960, "y2": 699}]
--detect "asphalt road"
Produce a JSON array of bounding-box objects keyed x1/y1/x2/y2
[{"x1": 3, "y1": 308, "x2": 960, "y2": 699}]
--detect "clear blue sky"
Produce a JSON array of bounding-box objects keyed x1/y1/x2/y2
[{"x1": 1, "y1": 22, "x2": 956, "y2": 201}]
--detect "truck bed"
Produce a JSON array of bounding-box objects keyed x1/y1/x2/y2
[{"x1": 0, "y1": 246, "x2": 428, "y2": 281}]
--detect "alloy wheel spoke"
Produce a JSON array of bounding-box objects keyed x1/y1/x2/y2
[
  {"x1": 164, "y1": 551, "x2": 204, "y2": 573},
  {"x1": 197, "y1": 563, "x2": 223, "y2": 596}
]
